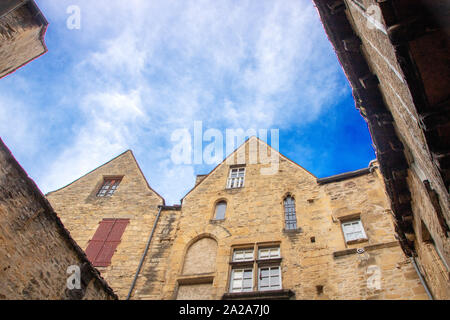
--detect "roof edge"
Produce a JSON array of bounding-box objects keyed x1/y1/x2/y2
[
  {"x1": 317, "y1": 167, "x2": 372, "y2": 184},
  {"x1": 0, "y1": 138, "x2": 117, "y2": 299}
]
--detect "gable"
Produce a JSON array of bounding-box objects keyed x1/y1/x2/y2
[
  {"x1": 46, "y1": 150, "x2": 164, "y2": 204},
  {"x1": 182, "y1": 136, "x2": 317, "y2": 202}
]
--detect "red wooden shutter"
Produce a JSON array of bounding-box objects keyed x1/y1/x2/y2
[
  {"x1": 85, "y1": 220, "x2": 114, "y2": 264},
  {"x1": 85, "y1": 219, "x2": 129, "y2": 267}
]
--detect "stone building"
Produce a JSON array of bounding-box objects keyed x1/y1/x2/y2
[
  {"x1": 47, "y1": 137, "x2": 429, "y2": 300},
  {"x1": 312, "y1": 0, "x2": 449, "y2": 299},
  {"x1": 0, "y1": 1, "x2": 117, "y2": 300},
  {"x1": 0, "y1": 138, "x2": 117, "y2": 300},
  {"x1": 0, "y1": 0, "x2": 48, "y2": 78},
  {"x1": 46, "y1": 150, "x2": 165, "y2": 299}
]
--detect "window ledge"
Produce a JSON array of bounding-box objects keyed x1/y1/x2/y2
[
  {"x1": 222, "y1": 289, "x2": 295, "y2": 300},
  {"x1": 283, "y1": 228, "x2": 302, "y2": 234},
  {"x1": 177, "y1": 273, "x2": 215, "y2": 285},
  {"x1": 225, "y1": 187, "x2": 244, "y2": 192},
  {"x1": 346, "y1": 238, "x2": 368, "y2": 245},
  {"x1": 256, "y1": 258, "x2": 282, "y2": 265},
  {"x1": 229, "y1": 260, "x2": 255, "y2": 267},
  {"x1": 209, "y1": 219, "x2": 226, "y2": 224},
  {"x1": 333, "y1": 241, "x2": 400, "y2": 258}
]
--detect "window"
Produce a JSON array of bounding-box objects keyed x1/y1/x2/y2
[
  {"x1": 230, "y1": 269, "x2": 253, "y2": 293},
  {"x1": 342, "y1": 219, "x2": 367, "y2": 242},
  {"x1": 227, "y1": 167, "x2": 245, "y2": 189},
  {"x1": 258, "y1": 247, "x2": 280, "y2": 260},
  {"x1": 85, "y1": 219, "x2": 129, "y2": 267},
  {"x1": 284, "y1": 196, "x2": 297, "y2": 230},
  {"x1": 229, "y1": 244, "x2": 282, "y2": 293},
  {"x1": 214, "y1": 201, "x2": 227, "y2": 220},
  {"x1": 233, "y1": 248, "x2": 254, "y2": 262},
  {"x1": 97, "y1": 178, "x2": 122, "y2": 197},
  {"x1": 258, "y1": 266, "x2": 281, "y2": 291}
]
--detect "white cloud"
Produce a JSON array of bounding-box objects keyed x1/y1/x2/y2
[{"x1": 30, "y1": 0, "x2": 348, "y2": 204}]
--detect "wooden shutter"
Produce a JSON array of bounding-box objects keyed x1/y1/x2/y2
[{"x1": 85, "y1": 219, "x2": 129, "y2": 267}]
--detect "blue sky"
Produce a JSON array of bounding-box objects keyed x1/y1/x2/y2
[{"x1": 0, "y1": 0, "x2": 375, "y2": 205}]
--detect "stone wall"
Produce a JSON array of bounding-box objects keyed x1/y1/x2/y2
[
  {"x1": 132, "y1": 138, "x2": 428, "y2": 300},
  {"x1": 0, "y1": 1, "x2": 47, "y2": 78},
  {"x1": 0, "y1": 139, "x2": 116, "y2": 300},
  {"x1": 342, "y1": 0, "x2": 449, "y2": 299},
  {"x1": 46, "y1": 150, "x2": 164, "y2": 299}
]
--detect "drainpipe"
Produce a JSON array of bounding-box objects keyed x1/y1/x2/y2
[
  {"x1": 126, "y1": 205, "x2": 163, "y2": 300},
  {"x1": 410, "y1": 256, "x2": 434, "y2": 300}
]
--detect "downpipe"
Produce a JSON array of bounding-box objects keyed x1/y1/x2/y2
[
  {"x1": 126, "y1": 205, "x2": 163, "y2": 300},
  {"x1": 410, "y1": 256, "x2": 434, "y2": 300}
]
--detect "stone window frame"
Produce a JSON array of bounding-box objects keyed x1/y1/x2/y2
[
  {"x1": 227, "y1": 242, "x2": 283, "y2": 294},
  {"x1": 212, "y1": 198, "x2": 228, "y2": 221},
  {"x1": 96, "y1": 176, "x2": 123, "y2": 197}
]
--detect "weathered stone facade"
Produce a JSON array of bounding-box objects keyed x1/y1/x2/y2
[
  {"x1": 46, "y1": 151, "x2": 165, "y2": 299},
  {"x1": 45, "y1": 138, "x2": 429, "y2": 300},
  {"x1": 0, "y1": 138, "x2": 116, "y2": 300},
  {"x1": 0, "y1": 0, "x2": 48, "y2": 78},
  {"x1": 130, "y1": 138, "x2": 427, "y2": 300},
  {"x1": 313, "y1": 0, "x2": 449, "y2": 299}
]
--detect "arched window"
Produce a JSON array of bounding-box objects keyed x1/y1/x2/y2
[
  {"x1": 284, "y1": 196, "x2": 297, "y2": 230},
  {"x1": 214, "y1": 201, "x2": 227, "y2": 220}
]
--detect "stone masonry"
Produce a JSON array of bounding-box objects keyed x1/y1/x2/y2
[
  {"x1": 47, "y1": 137, "x2": 429, "y2": 300},
  {"x1": 46, "y1": 150, "x2": 164, "y2": 299},
  {"x1": 0, "y1": 1, "x2": 48, "y2": 78},
  {"x1": 313, "y1": 0, "x2": 449, "y2": 299},
  {"x1": 0, "y1": 138, "x2": 116, "y2": 300}
]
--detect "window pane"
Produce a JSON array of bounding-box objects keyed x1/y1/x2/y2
[
  {"x1": 231, "y1": 268, "x2": 253, "y2": 292},
  {"x1": 243, "y1": 279, "x2": 252, "y2": 288},
  {"x1": 97, "y1": 179, "x2": 121, "y2": 197},
  {"x1": 259, "y1": 250, "x2": 269, "y2": 258},
  {"x1": 270, "y1": 267, "x2": 280, "y2": 276},
  {"x1": 259, "y1": 277, "x2": 269, "y2": 288},
  {"x1": 215, "y1": 202, "x2": 227, "y2": 220},
  {"x1": 260, "y1": 268, "x2": 269, "y2": 277},
  {"x1": 342, "y1": 219, "x2": 365, "y2": 241},
  {"x1": 234, "y1": 249, "x2": 254, "y2": 261},
  {"x1": 259, "y1": 247, "x2": 280, "y2": 259},
  {"x1": 284, "y1": 196, "x2": 297, "y2": 229},
  {"x1": 227, "y1": 168, "x2": 245, "y2": 189}
]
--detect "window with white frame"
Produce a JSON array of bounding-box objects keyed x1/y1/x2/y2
[
  {"x1": 258, "y1": 266, "x2": 281, "y2": 291},
  {"x1": 258, "y1": 247, "x2": 280, "y2": 260},
  {"x1": 229, "y1": 268, "x2": 253, "y2": 293},
  {"x1": 227, "y1": 167, "x2": 245, "y2": 189},
  {"x1": 229, "y1": 245, "x2": 282, "y2": 293},
  {"x1": 233, "y1": 248, "x2": 254, "y2": 262},
  {"x1": 342, "y1": 219, "x2": 367, "y2": 242}
]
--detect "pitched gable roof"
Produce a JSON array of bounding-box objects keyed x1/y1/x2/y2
[
  {"x1": 181, "y1": 136, "x2": 317, "y2": 202},
  {"x1": 46, "y1": 150, "x2": 165, "y2": 204}
]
